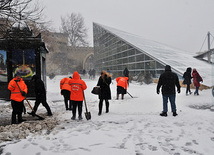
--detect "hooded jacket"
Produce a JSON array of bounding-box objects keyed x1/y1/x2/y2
[
  {"x1": 68, "y1": 71, "x2": 87, "y2": 101},
  {"x1": 31, "y1": 75, "x2": 46, "y2": 99},
  {"x1": 192, "y1": 69, "x2": 203, "y2": 87},
  {"x1": 182, "y1": 67, "x2": 192, "y2": 85},
  {"x1": 8, "y1": 77, "x2": 28, "y2": 102},
  {"x1": 157, "y1": 65, "x2": 180, "y2": 95},
  {"x1": 60, "y1": 77, "x2": 71, "y2": 91},
  {"x1": 116, "y1": 77, "x2": 129, "y2": 90}
]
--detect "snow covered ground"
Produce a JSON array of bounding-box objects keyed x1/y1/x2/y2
[{"x1": 1, "y1": 75, "x2": 214, "y2": 155}]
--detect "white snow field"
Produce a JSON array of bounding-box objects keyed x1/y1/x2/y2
[{"x1": 1, "y1": 75, "x2": 214, "y2": 155}]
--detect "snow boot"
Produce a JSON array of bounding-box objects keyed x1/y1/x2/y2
[
  {"x1": 71, "y1": 116, "x2": 76, "y2": 120},
  {"x1": 160, "y1": 112, "x2": 167, "y2": 117},
  {"x1": 173, "y1": 112, "x2": 178, "y2": 117},
  {"x1": 47, "y1": 112, "x2": 53, "y2": 116}
]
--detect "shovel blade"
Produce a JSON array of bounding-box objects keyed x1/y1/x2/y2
[{"x1": 85, "y1": 112, "x2": 91, "y2": 120}]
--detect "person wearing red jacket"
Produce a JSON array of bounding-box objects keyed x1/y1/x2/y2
[
  {"x1": 116, "y1": 77, "x2": 129, "y2": 100},
  {"x1": 60, "y1": 77, "x2": 72, "y2": 110},
  {"x1": 68, "y1": 71, "x2": 87, "y2": 120},
  {"x1": 8, "y1": 72, "x2": 28, "y2": 124},
  {"x1": 192, "y1": 68, "x2": 203, "y2": 95}
]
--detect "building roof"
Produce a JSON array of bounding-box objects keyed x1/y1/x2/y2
[{"x1": 95, "y1": 23, "x2": 214, "y2": 87}]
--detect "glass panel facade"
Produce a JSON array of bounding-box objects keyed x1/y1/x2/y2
[{"x1": 93, "y1": 23, "x2": 166, "y2": 78}]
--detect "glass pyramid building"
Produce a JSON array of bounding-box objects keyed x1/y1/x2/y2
[{"x1": 93, "y1": 23, "x2": 213, "y2": 87}]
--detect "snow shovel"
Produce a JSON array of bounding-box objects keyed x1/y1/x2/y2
[
  {"x1": 15, "y1": 80, "x2": 44, "y2": 120},
  {"x1": 127, "y1": 91, "x2": 134, "y2": 98},
  {"x1": 83, "y1": 91, "x2": 91, "y2": 120}
]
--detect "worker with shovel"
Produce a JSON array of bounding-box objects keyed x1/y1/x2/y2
[
  {"x1": 8, "y1": 72, "x2": 28, "y2": 124},
  {"x1": 28, "y1": 75, "x2": 52, "y2": 116},
  {"x1": 69, "y1": 71, "x2": 87, "y2": 120}
]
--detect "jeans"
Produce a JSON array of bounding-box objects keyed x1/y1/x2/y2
[
  {"x1": 162, "y1": 94, "x2": 176, "y2": 112},
  {"x1": 194, "y1": 87, "x2": 199, "y2": 95},
  {"x1": 186, "y1": 84, "x2": 191, "y2": 94}
]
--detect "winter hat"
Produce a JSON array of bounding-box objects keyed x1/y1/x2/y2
[
  {"x1": 14, "y1": 72, "x2": 21, "y2": 77},
  {"x1": 165, "y1": 65, "x2": 171, "y2": 71}
]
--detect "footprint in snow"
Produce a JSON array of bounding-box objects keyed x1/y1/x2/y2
[
  {"x1": 40, "y1": 145, "x2": 48, "y2": 151},
  {"x1": 22, "y1": 143, "x2": 30, "y2": 149}
]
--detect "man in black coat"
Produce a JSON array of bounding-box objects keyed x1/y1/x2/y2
[
  {"x1": 156, "y1": 65, "x2": 181, "y2": 117},
  {"x1": 29, "y1": 75, "x2": 52, "y2": 116}
]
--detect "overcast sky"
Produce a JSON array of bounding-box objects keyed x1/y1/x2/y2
[{"x1": 41, "y1": 0, "x2": 214, "y2": 53}]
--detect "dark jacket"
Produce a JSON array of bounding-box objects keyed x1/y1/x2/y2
[
  {"x1": 157, "y1": 65, "x2": 181, "y2": 95},
  {"x1": 123, "y1": 68, "x2": 129, "y2": 77},
  {"x1": 97, "y1": 76, "x2": 111, "y2": 100},
  {"x1": 183, "y1": 67, "x2": 192, "y2": 84},
  {"x1": 32, "y1": 75, "x2": 46, "y2": 99}
]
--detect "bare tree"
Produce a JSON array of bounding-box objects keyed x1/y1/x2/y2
[
  {"x1": 61, "y1": 13, "x2": 88, "y2": 47},
  {"x1": 0, "y1": 0, "x2": 45, "y2": 34}
]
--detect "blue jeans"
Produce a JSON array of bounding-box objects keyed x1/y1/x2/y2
[
  {"x1": 194, "y1": 87, "x2": 199, "y2": 95},
  {"x1": 162, "y1": 94, "x2": 176, "y2": 112}
]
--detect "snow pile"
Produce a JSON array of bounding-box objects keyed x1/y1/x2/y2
[{"x1": 0, "y1": 116, "x2": 59, "y2": 143}]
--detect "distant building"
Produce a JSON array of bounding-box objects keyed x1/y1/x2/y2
[
  {"x1": 93, "y1": 23, "x2": 213, "y2": 87},
  {"x1": 44, "y1": 32, "x2": 94, "y2": 75}
]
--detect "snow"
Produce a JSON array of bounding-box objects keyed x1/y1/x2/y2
[{"x1": 1, "y1": 75, "x2": 214, "y2": 155}]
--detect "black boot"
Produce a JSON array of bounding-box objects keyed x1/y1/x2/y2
[
  {"x1": 160, "y1": 112, "x2": 167, "y2": 117},
  {"x1": 11, "y1": 112, "x2": 17, "y2": 124},
  {"x1": 106, "y1": 100, "x2": 109, "y2": 113},
  {"x1": 18, "y1": 113, "x2": 26, "y2": 123},
  {"x1": 173, "y1": 112, "x2": 178, "y2": 117},
  {"x1": 98, "y1": 100, "x2": 103, "y2": 115}
]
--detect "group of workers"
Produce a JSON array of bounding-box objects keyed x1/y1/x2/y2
[{"x1": 8, "y1": 72, "x2": 52, "y2": 124}]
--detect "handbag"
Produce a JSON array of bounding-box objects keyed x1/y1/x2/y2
[
  {"x1": 197, "y1": 74, "x2": 202, "y2": 82},
  {"x1": 91, "y1": 86, "x2": 101, "y2": 95}
]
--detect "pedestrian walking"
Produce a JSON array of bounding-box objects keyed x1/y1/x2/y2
[
  {"x1": 8, "y1": 72, "x2": 28, "y2": 124},
  {"x1": 116, "y1": 77, "x2": 129, "y2": 100},
  {"x1": 29, "y1": 75, "x2": 52, "y2": 116},
  {"x1": 97, "y1": 71, "x2": 112, "y2": 115},
  {"x1": 123, "y1": 67, "x2": 129, "y2": 85},
  {"x1": 69, "y1": 71, "x2": 87, "y2": 120},
  {"x1": 192, "y1": 68, "x2": 203, "y2": 95},
  {"x1": 60, "y1": 77, "x2": 72, "y2": 110},
  {"x1": 156, "y1": 65, "x2": 181, "y2": 117},
  {"x1": 183, "y1": 67, "x2": 192, "y2": 95}
]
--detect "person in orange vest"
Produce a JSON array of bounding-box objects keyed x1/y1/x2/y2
[
  {"x1": 60, "y1": 76, "x2": 72, "y2": 110},
  {"x1": 68, "y1": 71, "x2": 87, "y2": 120},
  {"x1": 116, "y1": 77, "x2": 129, "y2": 100},
  {"x1": 8, "y1": 72, "x2": 28, "y2": 124}
]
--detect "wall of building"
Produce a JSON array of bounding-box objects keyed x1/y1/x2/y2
[{"x1": 93, "y1": 23, "x2": 165, "y2": 79}]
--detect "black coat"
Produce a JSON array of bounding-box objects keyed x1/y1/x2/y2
[
  {"x1": 157, "y1": 70, "x2": 181, "y2": 95},
  {"x1": 183, "y1": 68, "x2": 192, "y2": 84},
  {"x1": 97, "y1": 76, "x2": 111, "y2": 100},
  {"x1": 33, "y1": 76, "x2": 46, "y2": 100}
]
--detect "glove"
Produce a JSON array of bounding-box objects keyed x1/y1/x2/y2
[
  {"x1": 21, "y1": 91, "x2": 26, "y2": 97},
  {"x1": 177, "y1": 89, "x2": 180, "y2": 93},
  {"x1": 157, "y1": 89, "x2": 160, "y2": 94}
]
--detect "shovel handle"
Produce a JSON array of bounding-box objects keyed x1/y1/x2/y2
[{"x1": 83, "y1": 91, "x2": 88, "y2": 113}]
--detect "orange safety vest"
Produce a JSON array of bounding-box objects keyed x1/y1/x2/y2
[
  {"x1": 8, "y1": 78, "x2": 28, "y2": 102},
  {"x1": 116, "y1": 77, "x2": 129, "y2": 90},
  {"x1": 60, "y1": 77, "x2": 71, "y2": 91},
  {"x1": 68, "y1": 71, "x2": 87, "y2": 101}
]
